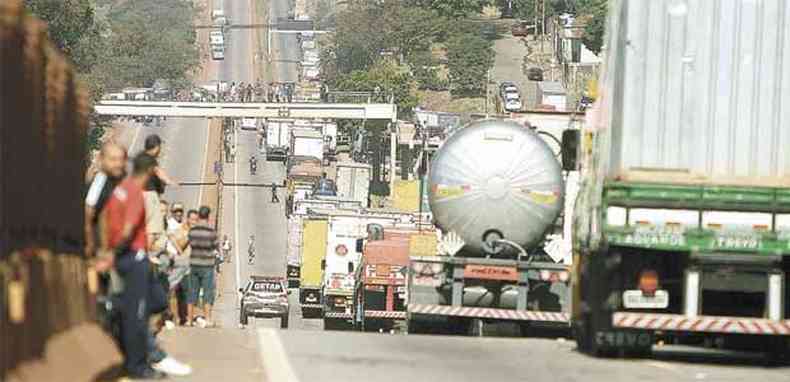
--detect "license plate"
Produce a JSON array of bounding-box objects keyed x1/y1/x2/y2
[{"x1": 622, "y1": 290, "x2": 669, "y2": 309}]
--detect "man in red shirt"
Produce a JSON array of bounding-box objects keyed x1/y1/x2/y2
[{"x1": 102, "y1": 153, "x2": 162, "y2": 379}]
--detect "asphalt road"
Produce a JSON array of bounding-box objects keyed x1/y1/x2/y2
[{"x1": 270, "y1": 0, "x2": 300, "y2": 83}]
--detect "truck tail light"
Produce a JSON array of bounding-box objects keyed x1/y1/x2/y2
[
  {"x1": 638, "y1": 269, "x2": 659, "y2": 297},
  {"x1": 539, "y1": 270, "x2": 570, "y2": 283}
]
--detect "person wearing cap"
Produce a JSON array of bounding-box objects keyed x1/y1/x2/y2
[{"x1": 167, "y1": 202, "x2": 184, "y2": 230}]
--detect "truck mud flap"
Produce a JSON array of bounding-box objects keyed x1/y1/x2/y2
[
  {"x1": 613, "y1": 312, "x2": 790, "y2": 336},
  {"x1": 324, "y1": 312, "x2": 353, "y2": 319},
  {"x1": 408, "y1": 304, "x2": 569, "y2": 323},
  {"x1": 364, "y1": 310, "x2": 406, "y2": 320}
]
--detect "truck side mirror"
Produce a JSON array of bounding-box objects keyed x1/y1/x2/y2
[
  {"x1": 321, "y1": 259, "x2": 326, "y2": 270},
  {"x1": 348, "y1": 262, "x2": 354, "y2": 273},
  {"x1": 238, "y1": 288, "x2": 244, "y2": 293},
  {"x1": 561, "y1": 129, "x2": 580, "y2": 171},
  {"x1": 355, "y1": 238, "x2": 365, "y2": 253}
]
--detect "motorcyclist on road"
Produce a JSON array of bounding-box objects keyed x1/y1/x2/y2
[{"x1": 249, "y1": 155, "x2": 257, "y2": 175}]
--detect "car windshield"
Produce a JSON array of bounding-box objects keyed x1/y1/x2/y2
[{"x1": 251, "y1": 281, "x2": 283, "y2": 293}]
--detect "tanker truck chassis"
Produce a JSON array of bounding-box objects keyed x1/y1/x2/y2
[{"x1": 407, "y1": 256, "x2": 571, "y2": 336}]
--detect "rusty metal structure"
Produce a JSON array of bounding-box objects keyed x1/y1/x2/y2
[
  {"x1": 1, "y1": 1, "x2": 103, "y2": 379},
  {"x1": 1, "y1": 1, "x2": 88, "y2": 257}
]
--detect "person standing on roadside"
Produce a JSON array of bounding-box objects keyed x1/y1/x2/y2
[
  {"x1": 85, "y1": 142, "x2": 127, "y2": 259},
  {"x1": 187, "y1": 206, "x2": 219, "y2": 328},
  {"x1": 85, "y1": 142, "x2": 126, "y2": 256},
  {"x1": 270, "y1": 181, "x2": 280, "y2": 203},
  {"x1": 101, "y1": 154, "x2": 161, "y2": 379},
  {"x1": 168, "y1": 209, "x2": 197, "y2": 326},
  {"x1": 139, "y1": 135, "x2": 177, "y2": 263}
]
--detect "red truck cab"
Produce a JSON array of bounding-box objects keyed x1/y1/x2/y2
[{"x1": 352, "y1": 239, "x2": 410, "y2": 332}]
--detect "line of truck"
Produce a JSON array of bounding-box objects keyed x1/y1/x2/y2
[{"x1": 275, "y1": 0, "x2": 789, "y2": 358}]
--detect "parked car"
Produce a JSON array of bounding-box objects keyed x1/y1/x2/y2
[
  {"x1": 504, "y1": 98, "x2": 523, "y2": 112},
  {"x1": 209, "y1": 30, "x2": 224, "y2": 45},
  {"x1": 499, "y1": 81, "x2": 518, "y2": 95},
  {"x1": 511, "y1": 22, "x2": 530, "y2": 37},
  {"x1": 527, "y1": 67, "x2": 544, "y2": 81},
  {"x1": 239, "y1": 276, "x2": 290, "y2": 328},
  {"x1": 211, "y1": 45, "x2": 225, "y2": 61}
]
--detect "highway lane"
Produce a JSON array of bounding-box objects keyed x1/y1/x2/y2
[
  {"x1": 258, "y1": 329, "x2": 790, "y2": 382},
  {"x1": 271, "y1": 0, "x2": 300, "y2": 83},
  {"x1": 211, "y1": 0, "x2": 305, "y2": 331}
]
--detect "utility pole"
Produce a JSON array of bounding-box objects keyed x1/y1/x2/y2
[
  {"x1": 389, "y1": 122, "x2": 397, "y2": 194},
  {"x1": 540, "y1": 0, "x2": 546, "y2": 53},
  {"x1": 484, "y1": 69, "x2": 491, "y2": 118}
]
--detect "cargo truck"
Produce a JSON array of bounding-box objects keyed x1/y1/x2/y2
[
  {"x1": 299, "y1": 216, "x2": 328, "y2": 318},
  {"x1": 265, "y1": 119, "x2": 291, "y2": 162},
  {"x1": 336, "y1": 162, "x2": 371, "y2": 208},
  {"x1": 290, "y1": 128, "x2": 324, "y2": 161},
  {"x1": 406, "y1": 119, "x2": 573, "y2": 336},
  {"x1": 572, "y1": 0, "x2": 790, "y2": 358},
  {"x1": 287, "y1": 199, "x2": 365, "y2": 288},
  {"x1": 320, "y1": 211, "x2": 420, "y2": 330},
  {"x1": 353, "y1": 230, "x2": 435, "y2": 332}
]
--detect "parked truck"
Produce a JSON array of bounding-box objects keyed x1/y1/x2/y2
[
  {"x1": 407, "y1": 119, "x2": 573, "y2": 336},
  {"x1": 290, "y1": 128, "x2": 324, "y2": 161},
  {"x1": 265, "y1": 119, "x2": 291, "y2": 162},
  {"x1": 287, "y1": 199, "x2": 365, "y2": 288},
  {"x1": 320, "y1": 210, "x2": 420, "y2": 330},
  {"x1": 353, "y1": 229, "x2": 436, "y2": 332},
  {"x1": 336, "y1": 162, "x2": 372, "y2": 208},
  {"x1": 299, "y1": 216, "x2": 328, "y2": 318},
  {"x1": 572, "y1": 0, "x2": 790, "y2": 358}
]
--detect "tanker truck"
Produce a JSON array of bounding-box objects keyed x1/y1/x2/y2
[
  {"x1": 406, "y1": 119, "x2": 575, "y2": 336},
  {"x1": 572, "y1": 0, "x2": 790, "y2": 358}
]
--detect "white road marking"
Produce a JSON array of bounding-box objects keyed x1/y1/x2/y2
[
  {"x1": 128, "y1": 122, "x2": 142, "y2": 152},
  {"x1": 234, "y1": 124, "x2": 241, "y2": 293},
  {"x1": 197, "y1": 119, "x2": 211, "y2": 207},
  {"x1": 644, "y1": 360, "x2": 680, "y2": 373},
  {"x1": 257, "y1": 328, "x2": 300, "y2": 382}
]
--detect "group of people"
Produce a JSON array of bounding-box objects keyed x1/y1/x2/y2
[{"x1": 85, "y1": 134, "x2": 225, "y2": 379}]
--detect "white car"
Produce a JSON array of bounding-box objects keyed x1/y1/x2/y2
[
  {"x1": 240, "y1": 118, "x2": 258, "y2": 131},
  {"x1": 211, "y1": 45, "x2": 225, "y2": 60},
  {"x1": 210, "y1": 30, "x2": 224, "y2": 45},
  {"x1": 504, "y1": 99, "x2": 522, "y2": 112}
]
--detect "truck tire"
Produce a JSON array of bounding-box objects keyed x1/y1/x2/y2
[{"x1": 575, "y1": 247, "x2": 625, "y2": 357}]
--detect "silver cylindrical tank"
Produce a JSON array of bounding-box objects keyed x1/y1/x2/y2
[{"x1": 428, "y1": 119, "x2": 564, "y2": 255}]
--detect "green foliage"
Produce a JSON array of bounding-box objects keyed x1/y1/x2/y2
[
  {"x1": 446, "y1": 32, "x2": 493, "y2": 96},
  {"x1": 576, "y1": 0, "x2": 607, "y2": 55},
  {"x1": 24, "y1": 0, "x2": 105, "y2": 73},
  {"x1": 26, "y1": 0, "x2": 201, "y2": 152},
  {"x1": 408, "y1": 50, "x2": 447, "y2": 91},
  {"x1": 408, "y1": 0, "x2": 490, "y2": 19},
  {"x1": 332, "y1": 60, "x2": 419, "y2": 116}
]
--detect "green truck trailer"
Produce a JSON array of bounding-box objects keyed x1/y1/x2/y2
[{"x1": 572, "y1": 0, "x2": 790, "y2": 357}]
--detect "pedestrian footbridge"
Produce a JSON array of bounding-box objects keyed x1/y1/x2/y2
[{"x1": 94, "y1": 101, "x2": 397, "y2": 121}]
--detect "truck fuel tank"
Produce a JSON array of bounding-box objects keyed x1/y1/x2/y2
[{"x1": 428, "y1": 119, "x2": 564, "y2": 255}]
